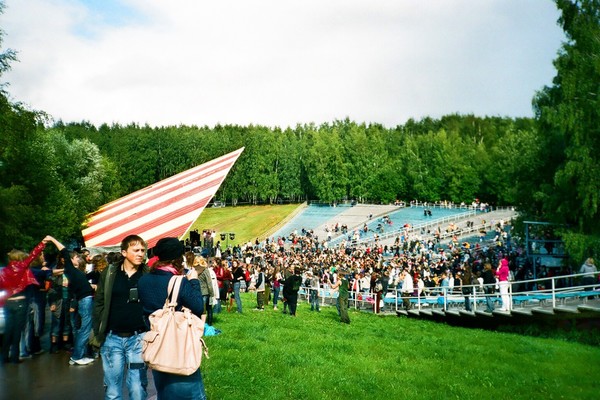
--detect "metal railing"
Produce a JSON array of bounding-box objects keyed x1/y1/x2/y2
[
  {"x1": 391, "y1": 271, "x2": 600, "y2": 313},
  {"x1": 279, "y1": 271, "x2": 599, "y2": 316}
]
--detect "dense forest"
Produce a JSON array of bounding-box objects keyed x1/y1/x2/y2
[
  {"x1": 1, "y1": 0, "x2": 599, "y2": 263},
  {"x1": 51, "y1": 115, "x2": 537, "y2": 207}
]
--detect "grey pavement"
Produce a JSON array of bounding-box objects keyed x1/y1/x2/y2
[{"x1": 0, "y1": 312, "x2": 157, "y2": 400}]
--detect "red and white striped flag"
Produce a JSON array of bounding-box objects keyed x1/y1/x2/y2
[{"x1": 82, "y1": 147, "x2": 244, "y2": 249}]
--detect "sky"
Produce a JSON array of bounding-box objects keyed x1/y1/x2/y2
[{"x1": 0, "y1": 0, "x2": 566, "y2": 129}]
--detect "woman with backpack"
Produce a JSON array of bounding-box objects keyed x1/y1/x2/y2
[{"x1": 138, "y1": 237, "x2": 206, "y2": 400}]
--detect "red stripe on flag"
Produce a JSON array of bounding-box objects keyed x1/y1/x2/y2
[
  {"x1": 90, "y1": 201, "x2": 207, "y2": 247},
  {"x1": 83, "y1": 148, "x2": 243, "y2": 248},
  {"x1": 92, "y1": 150, "x2": 241, "y2": 216},
  {"x1": 85, "y1": 165, "x2": 229, "y2": 229},
  {"x1": 84, "y1": 193, "x2": 212, "y2": 243}
]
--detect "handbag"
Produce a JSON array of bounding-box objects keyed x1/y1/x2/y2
[{"x1": 142, "y1": 275, "x2": 208, "y2": 376}]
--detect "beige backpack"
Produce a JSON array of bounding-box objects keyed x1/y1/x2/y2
[{"x1": 142, "y1": 275, "x2": 208, "y2": 375}]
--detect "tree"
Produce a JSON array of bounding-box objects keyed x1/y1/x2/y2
[
  {"x1": 277, "y1": 128, "x2": 304, "y2": 202},
  {"x1": 0, "y1": 4, "x2": 117, "y2": 254},
  {"x1": 531, "y1": 0, "x2": 600, "y2": 235},
  {"x1": 0, "y1": 4, "x2": 39, "y2": 254},
  {"x1": 302, "y1": 123, "x2": 348, "y2": 202}
]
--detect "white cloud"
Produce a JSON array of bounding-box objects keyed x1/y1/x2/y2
[{"x1": 1, "y1": 0, "x2": 564, "y2": 128}]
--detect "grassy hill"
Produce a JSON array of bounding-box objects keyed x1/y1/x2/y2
[
  {"x1": 187, "y1": 203, "x2": 303, "y2": 246},
  {"x1": 202, "y1": 293, "x2": 600, "y2": 400}
]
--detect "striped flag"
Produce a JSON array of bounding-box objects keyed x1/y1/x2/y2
[{"x1": 82, "y1": 147, "x2": 244, "y2": 249}]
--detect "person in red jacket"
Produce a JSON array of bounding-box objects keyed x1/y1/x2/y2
[{"x1": 1, "y1": 239, "x2": 46, "y2": 364}]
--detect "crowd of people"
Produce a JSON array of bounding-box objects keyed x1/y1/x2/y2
[
  {"x1": 1, "y1": 213, "x2": 597, "y2": 398},
  {"x1": 0, "y1": 235, "x2": 211, "y2": 398}
]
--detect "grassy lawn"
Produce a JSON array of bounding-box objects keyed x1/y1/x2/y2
[
  {"x1": 188, "y1": 203, "x2": 303, "y2": 246},
  {"x1": 201, "y1": 292, "x2": 600, "y2": 400}
]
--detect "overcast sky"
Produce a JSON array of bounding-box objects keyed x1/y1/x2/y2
[{"x1": 0, "y1": 0, "x2": 565, "y2": 129}]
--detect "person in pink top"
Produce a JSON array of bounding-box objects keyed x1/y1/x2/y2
[{"x1": 496, "y1": 258, "x2": 511, "y2": 311}]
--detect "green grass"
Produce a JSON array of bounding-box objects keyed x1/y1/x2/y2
[
  {"x1": 188, "y1": 204, "x2": 302, "y2": 246},
  {"x1": 201, "y1": 292, "x2": 600, "y2": 400}
]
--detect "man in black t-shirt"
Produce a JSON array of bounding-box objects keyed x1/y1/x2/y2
[{"x1": 92, "y1": 235, "x2": 149, "y2": 400}]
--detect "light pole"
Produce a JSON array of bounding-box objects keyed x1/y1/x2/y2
[{"x1": 219, "y1": 232, "x2": 236, "y2": 256}]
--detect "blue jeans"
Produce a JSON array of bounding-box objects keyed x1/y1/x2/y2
[
  {"x1": 309, "y1": 289, "x2": 320, "y2": 311},
  {"x1": 20, "y1": 299, "x2": 34, "y2": 356},
  {"x1": 20, "y1": 292, "x2": 47, "y2": 355},
  {"x1": 101, "y1": 332, "x2": 148, "y2": 400},
  {"x1": 2, "y1": 298, "x2": 28, "y2": 363},
  {"x1": 485, "y1": 292, "x2": 495, "y2": 312},
  {"x1": 50, "y1": 299, "x2": 72, "y2": 338},
  {"x1": 485, "y1": 289, "x2": 495, "y2": 312},
  {"x1": 152, "y1": 368, "x2": 206, "y2": 400},
  {"x1": 213, "y1": 298, "x2": 222, "y2": 314},
  {"x1": 464, "y1": 295, "x2": 472, "y2": 311},
  {"x1": 202, "y1": 295, "x2": 213, "y2": 325},
  {"x1": 72, "y1": 296, "x2": 93, "y2": 360},
  {"x1": 233, "y1": 282, "x2": 242, "y2": 313},
  {"x1": 32, "y1": 290, "x2": 47, "y2": 336},
  {"x1": 272, "y1": 286, "x2": 280, "y2": 307}
]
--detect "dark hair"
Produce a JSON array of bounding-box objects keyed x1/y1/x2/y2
[
  {"x1": 120, "y1": 235, "x2": 146, "y2": 252},
  {"x1": 69, "y1": 250, "x2": 80, "y2": 260},
  {"x1": 185, "y1": 251, "x2": 195, "y2": 267},
  {"x1": 92, "y1": 254, "x2": 108, "y2": 272},
  {"x1": 106, "y1": 252, "x2": 121, "y2": 265}
]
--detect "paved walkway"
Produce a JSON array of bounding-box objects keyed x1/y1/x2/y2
[{"x1": 0, "y1": 312, "x2": 157, "y2": 400}]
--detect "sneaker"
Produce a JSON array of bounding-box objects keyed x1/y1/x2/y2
[
  {"x1": 19, "y1": 354, "x2": 32, "y2": 360},
  {"x1": 69, "y1": 357, "x2": 95, "y2": 366},
  {"x1": 273, "y1": 306, "x2": 278, "y2": 310}
]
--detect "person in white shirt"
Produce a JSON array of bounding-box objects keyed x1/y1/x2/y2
[{"x1": 401, "y1": 269, "x2": 414, "y2": 310}]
